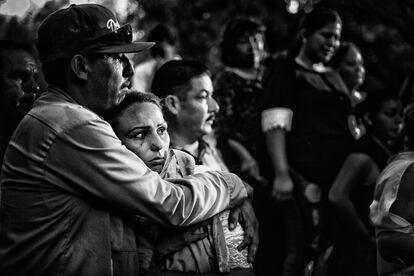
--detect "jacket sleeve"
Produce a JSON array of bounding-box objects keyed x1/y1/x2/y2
[{"x1": 44, "y1": 118, "x2": 247, "y2": 227}]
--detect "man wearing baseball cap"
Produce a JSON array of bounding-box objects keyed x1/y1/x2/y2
[{"x1": 0, "y1": 4, "x2": 258, "y2": 276}]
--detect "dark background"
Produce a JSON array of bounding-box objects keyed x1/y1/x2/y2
[{"x1": 1, "y1": 0, "x2": 414, "y2": 93}]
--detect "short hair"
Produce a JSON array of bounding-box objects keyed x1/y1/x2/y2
[
  {"x1": 301, "y1": 8, "x2": 342, "y2": 37},
  {"x1": 329, "y1": 41, "x2": 359, "y2": 68},
  {"x1": 405, "y1": 105, "x2": 414, "y2": 148},
  {"x1": 0, "y1": 40, "x2": 35, "y2": 69},
  {"x1": 151, "y1": 59, "x2": 210, "y2": 100},
  {"x1": 219, "y1": 17, "x2": 265, "y2": 67},
  {"x1": 41, "y1": 58, "x2": 70, "y2": 89},
  {"x1": 105, "y1": 91, "x2": 161, "y2": 134},
  {"x1": 355, "y1": 89, "x2": 400, "y2": 119},
  {"x1": 147, "y1": 24, "x2": 177, "y2": 58}
]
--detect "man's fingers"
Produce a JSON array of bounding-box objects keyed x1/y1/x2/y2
[
  {"x1": 228, "y1": 207, "x2": 241, "y2": 230},
  {"x1": 237, "y1": 228, "x2": 258, "y2": 263}
]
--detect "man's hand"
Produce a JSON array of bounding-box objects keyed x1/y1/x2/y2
[{"x1": 228, "y1": 199, "x2": 259, "y2": 263}]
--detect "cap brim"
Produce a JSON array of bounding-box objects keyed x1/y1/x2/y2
[{"x1": 88, "y1": 42, "x2": 155, "y2": 54}]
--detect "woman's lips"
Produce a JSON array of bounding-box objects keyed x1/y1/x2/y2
[{"x1": 147, "y1": 157, "x2": 165, "y2": 168}]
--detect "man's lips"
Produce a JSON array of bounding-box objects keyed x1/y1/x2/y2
[
  {"x1": 206, "y1": 114, "x2": 215, "y2": 123},
  {"x1": 17, "y1": 93, "x2": 38, "y2": 106}
]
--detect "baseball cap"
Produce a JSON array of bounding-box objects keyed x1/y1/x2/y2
[{"x1": 37, "y1": 4, "x2": 154, "y2": 62}]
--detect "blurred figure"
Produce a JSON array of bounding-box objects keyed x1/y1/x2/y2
[
  {"x1": 214, "y1": 16, "x2": 268, "y2": 188},
  {"x1": 330, "y1": 41, "x2": 367, "y2": 139},
  {"x1": 132, "y1": 23, "x2": 180, "y2": 92},
  {"x1": 329, "y1": 91, "x2": 403, "y2": 276},
  {"x1": 261, "y1": 8, "x2": 352, "y2": 276},
  {"x1": 0, "y1": 40, "x2": 42, "y2": 165},
  {"x1": 370, "y1": 105, "x2": 414, "y2": 275},
  {"x1": 214, "y1": 16, "x2": 280, "y2": 276},
  {"x1": 151, "y1": 60, "x2": 257, "y2": 275}
]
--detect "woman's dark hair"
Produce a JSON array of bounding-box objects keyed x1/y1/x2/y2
[
  {"x1": 301, "y1": 8, "x2": 342, "y2": 37},
  {"x1": 329, "y1": 41, "x2": 359, "y2": 68},
  {"x1": 147, "y1": 24, "x2": 177, "y2": 59},
  {"x1": 105, "y1": 91, "x2": 162, "y2": 134},
  {"x1": 219, "y1": 17, "x2": 265, "y2": 67},
  {"x1": 355, "y1": 89, "x2": 399, "y2": 119}
]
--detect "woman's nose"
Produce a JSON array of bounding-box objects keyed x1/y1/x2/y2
[{"x1": 150, "y1": 134, "x2": 164, "y2": 151}]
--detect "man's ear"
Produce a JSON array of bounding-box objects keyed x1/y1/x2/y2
[
  {"x1": 70, "y1": 54, "x2": 91, "y2": 81},
  {"x1": 164, "y1": 95, "x2": 180, "y2": 115}
]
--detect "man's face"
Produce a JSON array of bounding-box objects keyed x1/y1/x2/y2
[
  {"x1": 86, "y1": 53, "x2": 133, "y2": 115},
  {"x1": 0, "y1": 49, "x2": 41, "y2": 117},
  {"x1": 176, "y1": 73, "x2": 219, "y2": 139},
  {"x1": 113, "y1": 102, "x2": 170, "y2": 173}
]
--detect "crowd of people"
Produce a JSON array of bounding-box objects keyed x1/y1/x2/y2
[{"x1": 1, "y1": 3, "x2": 414, "y2": 276}]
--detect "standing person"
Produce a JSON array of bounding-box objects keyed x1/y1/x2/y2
[
  {"x1": 261, "y1": 8, "x2": 352, "y2": 276},
  {"x1": 370, "y1": 105, "x2": 414, "y2": 275},
  {"x1": 0, "y1": 40, "x2": 43, "y2": 165},
  {"x1": 0, "y1": 4, "x2": 257, "y2": 276},
  {"x1": 328, "y1": 91, "x2": 403, "y2": 276},
  {"x1": 213, "y1": 16, "x2": 268, "y2": 184},
  {"x1": 132, "y1": 23, "x2": 180, "y2": 92},
  {"x1": 107, "y1": 91, "x2": 257, "y2": 276},
  {"x1": 329, "y1": 41, "x2": 367, "y2": 139}
]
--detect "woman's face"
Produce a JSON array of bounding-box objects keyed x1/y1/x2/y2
[
  {"x1": 370, "y1": 99, "x2": 403, "y2": 141},
  {"x1": 114, "y1": 102, "x2": 170, "y2": 173},
  {"x1": 338, "y1": 45, "x2": 365, "y2": 91},
  {"x1": 304, "y1": 21, "x2": 342, "y2": 64},
  {"x1": 234, "y1": 31, "x2": 265, "y2": 68}
]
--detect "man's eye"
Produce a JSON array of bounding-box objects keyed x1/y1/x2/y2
[{"x1": 198, "y1": 93, "x2": 208, "y2": 100}]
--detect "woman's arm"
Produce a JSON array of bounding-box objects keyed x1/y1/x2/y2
[
  {"x1": 329, "y1": 153, "x2": 378, "y2": 241},
  {"x1": 265, "y1": 128, "x2": 294, "y2": 201},
  {"x1": 227, "y1": 138, "x2": 266, "y2": 184}
]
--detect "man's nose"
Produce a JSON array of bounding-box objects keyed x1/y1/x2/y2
[
  {"x1": 23, "y1": 76, "x2": 40, "y2": 94},
  {"x1": 122, "y1": 55, "x2": 134, "y2": 78},
  {"x1": 208, "y1": 97, "x2": 219, "y2": 113}
]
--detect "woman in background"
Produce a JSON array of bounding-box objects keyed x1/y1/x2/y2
[
  {"x1": 262, "y1": 8, "x2": 352, "y2": 275},
  {"x1": 329, "y1": 91, "x2": 403, "y2": 276},
  {"x1": 330, "y1": 41, "x2": 367, "y2": 139}
]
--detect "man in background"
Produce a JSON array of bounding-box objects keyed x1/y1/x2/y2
[{"x1": 0, "y1": 40, "x2": 43, "y2": 165}]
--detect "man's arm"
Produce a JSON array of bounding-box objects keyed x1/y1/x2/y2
[{"x1": 46, "y1": 119, "x2": 247, "y2": 227}]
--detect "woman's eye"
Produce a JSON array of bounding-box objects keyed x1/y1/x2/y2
[
  {"x1": 132, "y1": 132, "x2": 145, "y2": 139},
  {"x1": 157, "y1": 127, "x2": 167, "y2": 135}
]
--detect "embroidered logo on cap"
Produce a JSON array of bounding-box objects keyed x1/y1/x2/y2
[{"x1": 106, "y1": 19, "x2": 120, "y2": 32}]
